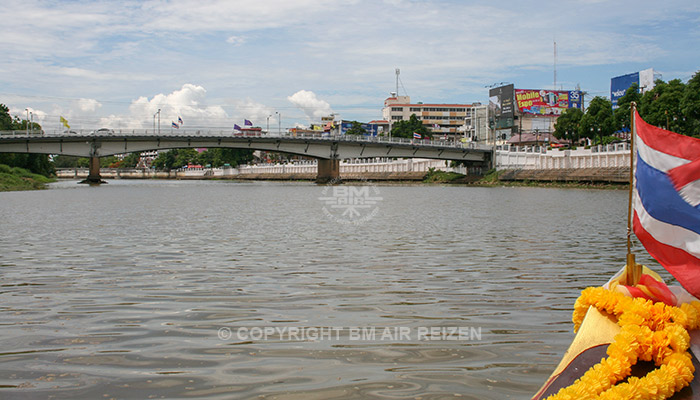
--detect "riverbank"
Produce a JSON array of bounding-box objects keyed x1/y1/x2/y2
[
  {"x1": 0, "y1": 164, "x2": 55, "y2": 191},
  {"x1": 424, "y1": 168, "x2": 629, "y2": 189}
]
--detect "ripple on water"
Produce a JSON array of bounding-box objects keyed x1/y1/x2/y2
[{"x1": 0, "y1": 182, "x2": 664, "y2": 398}]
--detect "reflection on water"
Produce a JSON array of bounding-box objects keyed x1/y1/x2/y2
[{"x1": 0, "y1": 180, "x2": 661, "y2": 399}]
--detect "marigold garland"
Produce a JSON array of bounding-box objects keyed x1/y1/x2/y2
[{"x1": 546, "y1": 286, "x2": 700, "y2": 400}]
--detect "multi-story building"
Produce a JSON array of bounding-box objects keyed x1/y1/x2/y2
[{"x1": 382, "y1": 95, "x2": 477, "y2": 139}]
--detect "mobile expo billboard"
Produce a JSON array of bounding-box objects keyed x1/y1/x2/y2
[
  {"x1": 515, "y1": 89, "x2": 583, "y2": 115},
  {"x1": 610, "y1": 68, "x2": 656, "y2": 109}
]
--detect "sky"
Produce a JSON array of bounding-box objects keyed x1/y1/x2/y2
[{"x1": 1, "y1": 0, "x2": 699, "y2": 133}]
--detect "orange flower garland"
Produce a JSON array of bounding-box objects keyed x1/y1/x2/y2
[{"x1": 546, "y1": 287, "x2": 700, "y2": 400}]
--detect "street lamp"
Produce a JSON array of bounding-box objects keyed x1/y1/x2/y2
[
  {"x1": 275, "y1": 112, "x2": 281, "y2": 135},
  {"x1": 25, "y1": 108, "x2": 29, "y2": 135},
  {"x1": 267, "y1": 114, "x2": 272, "y2": 134},
  {"x1": 153, "y1": 109, "x2": 161, "y2": 135},
  {"x1": 30, "y1": 112, "x2": 33, "y2": 134}
]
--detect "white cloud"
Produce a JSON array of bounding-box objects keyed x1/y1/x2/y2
[
  {"x1": 231, "y1": 98, "x2": 274, "y2": 127},
  {"x1": 226, "y1": 36, "x2": 246, "y2": 46},
  {"x1": 77, "y1": 98, "x2": 102, "y2": 113},
  {"x1": 287, "y1": 90, "x2": 333, "y2": 121},
  {"x1": 120, "y1": 84, "x2": 229, "y2": 129}
]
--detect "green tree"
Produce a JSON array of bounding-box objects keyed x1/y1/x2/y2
[
  {"x1": 121, "y1": 152, "x2": 141, "y2": 168},
  {"x1": 639, "y1": 79, "x2": 686, "y2": 133},
  {"x1": 0, "y1": 104, "x2": 53, "y2": 176},
  {"x1": 553, "y1": 107, "x2": 583, "y2": 145},
  {"x1": 579, "y1": 96, "x2": 615, "y2": 144},
  {"x1": 681, "y1": 71, "x2": 700, "y2": 136},
  {"x1": 345, "y1": 121, "x2": 367, "y2": 136},
  {"x1": 152, "y1": 150, "x2": 177, "y2": 170},
  {"x1": 0, "y1": 104, "x2": 12, "y2": 130},
  {"x1": 391, "y1": 114, "x2": 430, "y2": 139}
]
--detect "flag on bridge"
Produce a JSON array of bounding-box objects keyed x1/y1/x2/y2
[
  {"x1": 172, "y1": 121, "x2": 179, "y2": 129},
  {"x1": 413, "y1": 132, "x2": 422, "y2": 139},
  {"x1": 178, "y1": 116, "x2": 183, "y2": 125},
  {"x1": 234, "y1": 124, "x2": 242, "y2": 131},
  {"x1": 632, "y1": 109, "x2": 700, "y2": 297},
  {"x1": 244, "y1": 119, "x2": 253, "y2": 126},
  {"x1": 60, "y1": 116, "x2": 70, "y2": 129}
]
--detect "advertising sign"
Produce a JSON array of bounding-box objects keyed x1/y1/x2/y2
[
  {"x1": 610, "y1": 72, "x2": 640, "y2": 109},
  {"x1": 339, "y1": 122, "x2": 379, "y2": 136},
  {"x1": 489, "y1": 84, "x2": 514, "y2": 130},
  {"x1": 515, "y1": 89, "x2": 583, "y2": 115}
]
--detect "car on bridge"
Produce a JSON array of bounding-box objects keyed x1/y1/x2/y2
[{"x1": 91, "y1": 128, "x2": 114, "y2": 135}]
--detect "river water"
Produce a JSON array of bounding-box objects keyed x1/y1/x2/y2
[{"x1": 0, "y1": 180, "x2": 662, "y2": 399}]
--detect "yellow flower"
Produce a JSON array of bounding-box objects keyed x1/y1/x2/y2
[{"x1": 546, "y1": 286, "x2": 700, "y2": 400}]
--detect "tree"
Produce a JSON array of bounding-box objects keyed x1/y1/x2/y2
[
  {"x1": 682, "y1": 71, "x2": 700, "y2": 136},
  {"x1": 345, "y1": 121, "x2": 367, "y2": 136},
  {"x1": 391, "y1": 114, "x2": 430, "y2": 139},
  {"x1": 121, "y1": 152, "x2": 141, "y2": 168},
  {"x1": 0, "y1": 104, "x2": 53, "y2": 176},
  {"x1": 579, "y1": 96, "x2": 614, "y2": 144},
  {"x1": 639, "y1": 79, "x2": 686, "y2": 133},
  {"x1": 553, "y1": 107, "x2": 583, "y2": 145},
  {"x1": 0, "y1": 104, "x2": 12, "y2": 130}
]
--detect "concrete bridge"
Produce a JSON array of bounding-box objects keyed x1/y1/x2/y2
[{"x1": 0, "y1": 130, "x2": 493, "y2": 183}]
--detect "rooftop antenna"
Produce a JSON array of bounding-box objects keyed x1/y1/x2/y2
[
  {"x1": 395, "y1": 68, "x2": 400, "y2": 97},
  {"x1": 553, "y1": 39, "x2": 557, "y2": 90}
]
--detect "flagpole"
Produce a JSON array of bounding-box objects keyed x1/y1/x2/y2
[{"x1": 625, "y1": 102, "x2": 641, "y2": 286}]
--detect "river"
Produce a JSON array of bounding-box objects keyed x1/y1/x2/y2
[{"x1": 0, "y1": 179, "x2": 662, "y2": 399}]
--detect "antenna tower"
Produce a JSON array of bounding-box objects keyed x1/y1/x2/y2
[
  {"x1": 553, "y1": 40, "x2": 557, "y2": 90},
  {"x1": 395, "y1": 68, "x2": 400, "y2": 96}
]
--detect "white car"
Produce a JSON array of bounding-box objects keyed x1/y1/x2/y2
[{"x1": 91, "y1": 128, "x2": 114, "y2": 135}]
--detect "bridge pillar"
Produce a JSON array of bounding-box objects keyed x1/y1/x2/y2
[
  {"x1": 316, "y1": 159, "x2": 340, "y2": 184},
  {"x1": 81, "y1": 156, "x2": 104, "y2": 184}
]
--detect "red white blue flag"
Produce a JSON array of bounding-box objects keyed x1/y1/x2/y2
[
  {"x1": 178, "y1": 116, "x2": 183, "y2": 125},
  {"x1": 633, "y1": 110, "x2": 700, "y2": 297},
  {"x1": 172, "y1": 121, "x2": 179, "y2": 129},
  {"x1": 413, "y1": 132, "x2": 422, "y2": 139},
  {"x1": 234, "y1": 124, "x2": 242, "y2": 131},
  {"x1": 244, "y1": 119, "x2": 253, "y2": 126}
]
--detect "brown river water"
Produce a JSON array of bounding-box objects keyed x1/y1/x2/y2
[{"x1": 0, "y1": 180, "x2": 663, "y2": 399}]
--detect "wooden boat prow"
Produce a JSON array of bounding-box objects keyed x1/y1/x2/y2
[{"x1": 533, "y1": 305, "x2": 700, "y2": 399}]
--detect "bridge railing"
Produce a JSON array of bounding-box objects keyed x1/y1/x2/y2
[{"x1": 0, "y1": 129, "x2": 493, "y2": 151}]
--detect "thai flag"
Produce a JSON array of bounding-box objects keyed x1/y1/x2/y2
[
  {"x1": 172, "y1": 121, "x2": 179, "y2": 129},
  {"x1": 413, "y1": 132, "x2": 422, "y2": 139},
  {"x1": 234, "y1": 124, "x2": 242, "y2": 131},
  {"x1": 178, "y1": 116, "x2": 183, "y2": 125},
  {"x1": 244, "y1": 119, "x2": 253, "y2": 126},
  {"x1": 633, "y1": 110, "x2": 700, "y2": 297}
]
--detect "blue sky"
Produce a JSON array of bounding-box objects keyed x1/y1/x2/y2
[{"x1": 1, "y1": 0, "x2": 699, "y2": 132}]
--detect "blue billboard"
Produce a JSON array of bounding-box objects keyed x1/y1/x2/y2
[
  {"x1": 611, "y1": 72, "x2": 640, "y2": 109},
  {"x1": 339, "y1": 122, "x2": 380, "y2": 136}
]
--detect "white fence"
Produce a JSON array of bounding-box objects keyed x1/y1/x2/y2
[
  {"x1": 236, "y1": 158, "x2": 452, "y2": 175},
  {"x1": 495, "y1": 143, "x2": 631, "y2": 170}
]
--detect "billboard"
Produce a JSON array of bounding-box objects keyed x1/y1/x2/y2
[
  {"x1": 489, "y1": 84, "x2": 515, "y2": 130},
  {"x1": 610, "y1": 68, "x2": 656, "y2": 109},
  {"x1": 339, "y1": 122, "x2": 379, "y2": 136},
  {"x1": 611, "y1": 72, "x2": 639, "y2": 109},
  {"x1": 515, "y1": 89, "x2": 583, "y2": 115}
]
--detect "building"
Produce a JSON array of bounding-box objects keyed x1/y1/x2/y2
[{"x1": 382, "y1": 95, "x2": 478, "y2": 139}]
